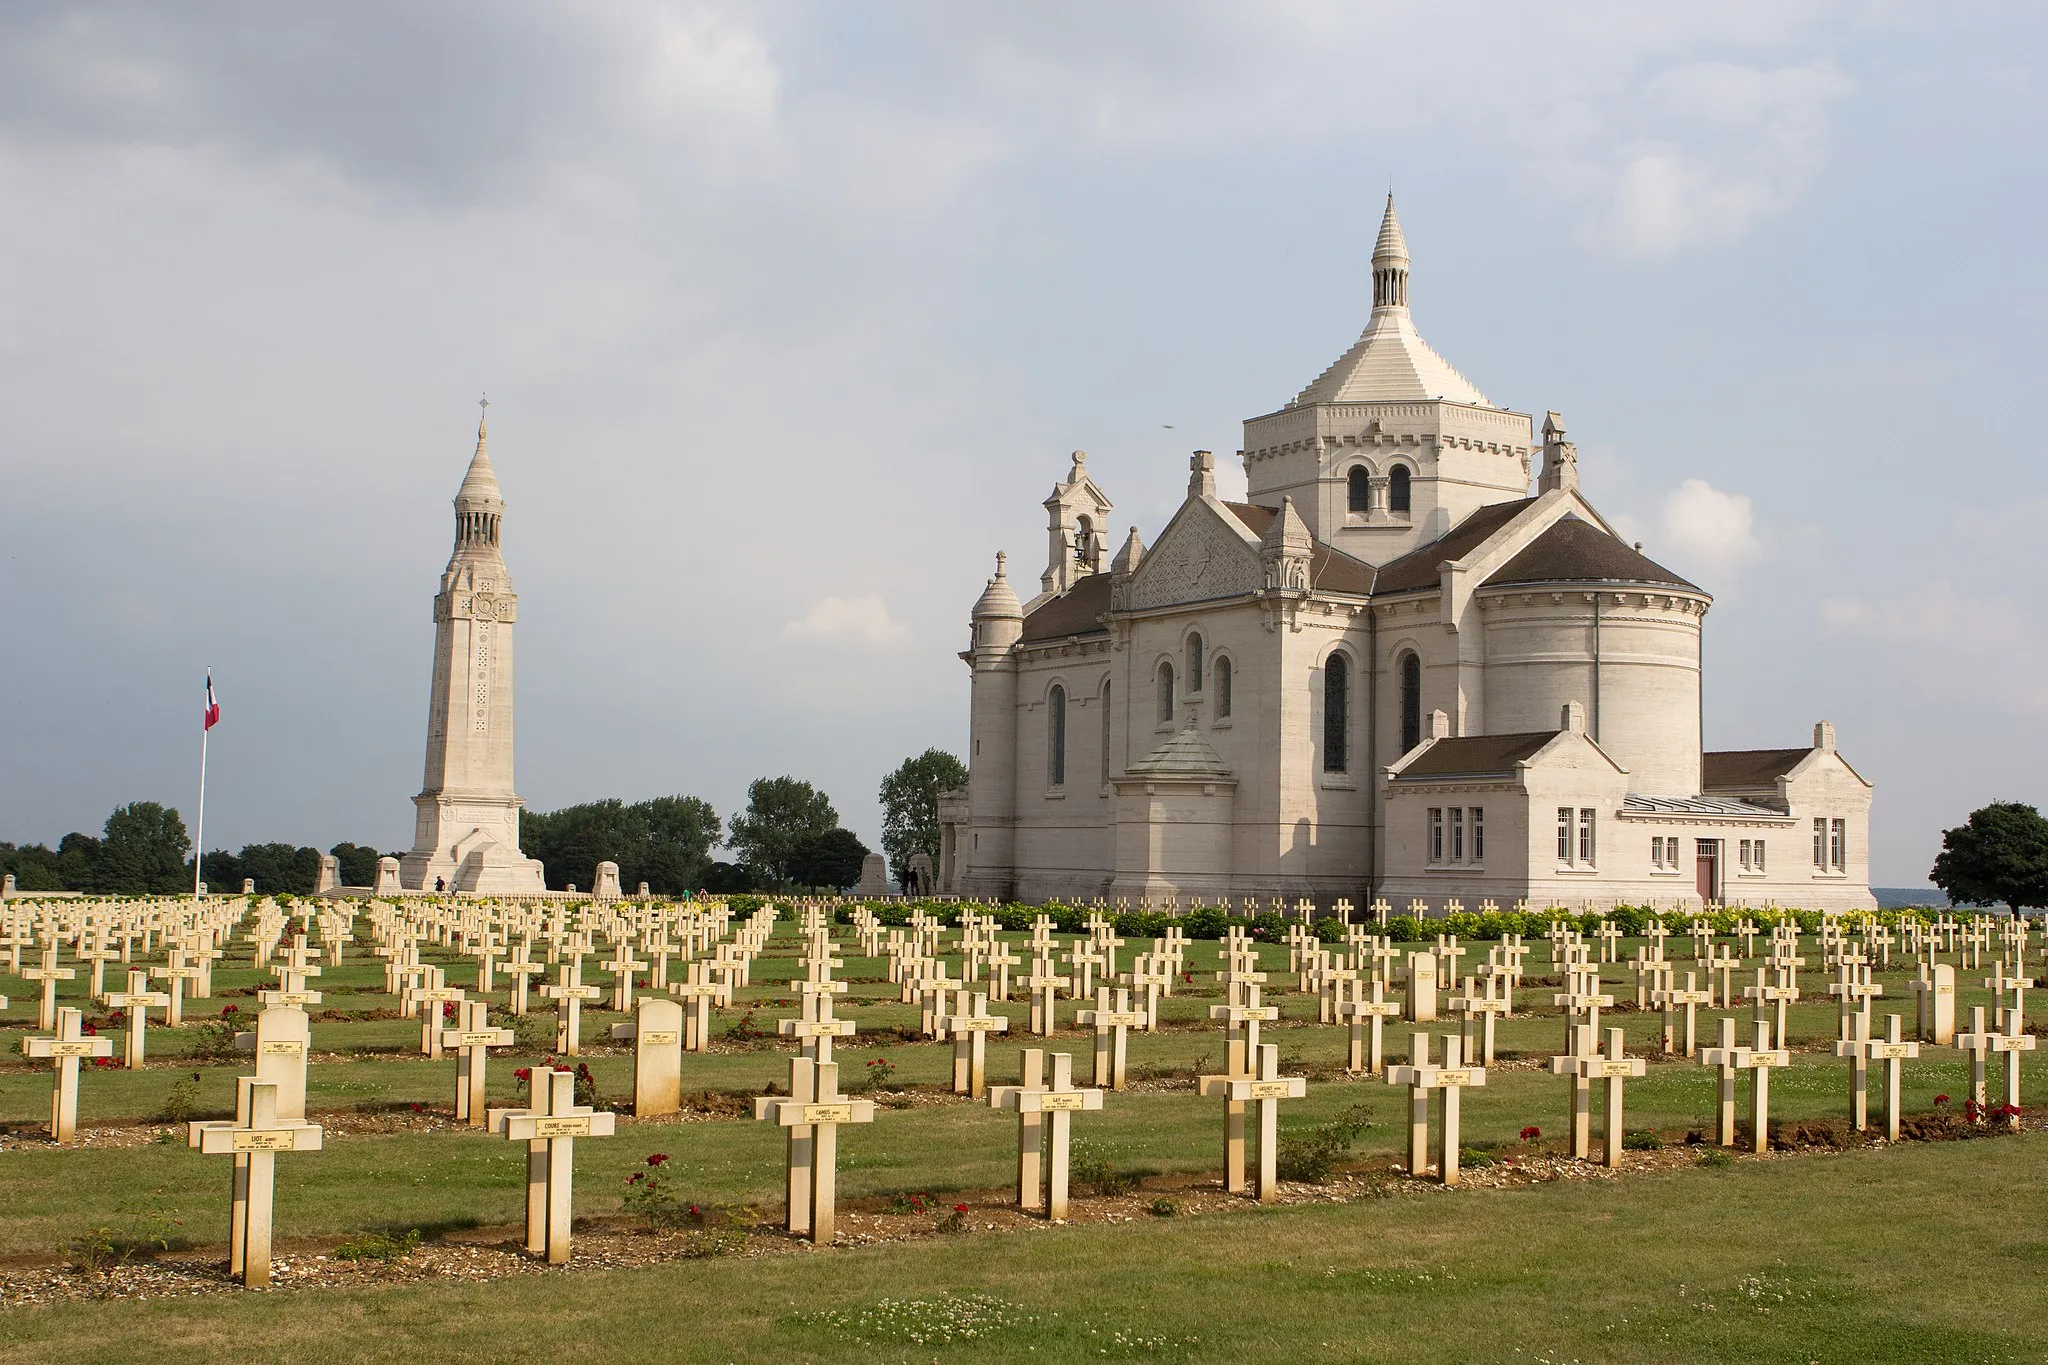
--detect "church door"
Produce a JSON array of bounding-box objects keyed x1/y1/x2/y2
[{"x1": 1694, "y1": 839, "x2": 1720, "y2": 906}]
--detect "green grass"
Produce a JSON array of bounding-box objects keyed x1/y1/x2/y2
[
  {"x1": 2, "y1": 1134, "x2": 2043, "y2": 1363},
  {"x1": 2, "y1": 924, "x2": 2039, "y2": 1362}
]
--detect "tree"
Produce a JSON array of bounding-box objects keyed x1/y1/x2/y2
[
  {"x1": 1931, "y1": 802, "x2": 2048, "y2": 912},
  {"x1": 0, "y1": 842, "x2": 66, "y2": 892},
  {"x1": 520, "y1": 794, "x2": 721, "y2": 894},
  {"x1": 329, "y1": 842, "x2": 383, "y2": 887},
  {"x1": 700, "y1": 861, "x2": 757, "y2": 894},
  {"x1": 789, "y1": 827, "x2": 870, "y2": 891},
  {"x1": 96, "y1": 802, "x2": 192, "y2": 894},
  {"x1": 236, "y1": 842, "x2": 323, "y2": 894},
  {"x1": 878, "y1": 749, "x2": 967, "y2": 888},
  {"x1": 726, "y1": 777, "x2": 838, "y2": 888}
]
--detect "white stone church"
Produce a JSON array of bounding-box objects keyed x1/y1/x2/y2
[{"x1": 940, "y1": 198, "x2": 1873, "y2": 913}]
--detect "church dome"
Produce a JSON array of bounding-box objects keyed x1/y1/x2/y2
[{"x1": 972, "y1": 552, "x2": 1023, "y2": 620}]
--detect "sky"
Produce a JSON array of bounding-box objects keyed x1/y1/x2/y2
[{"x1": 2, "y1": 1, "x2": 2044, "y2": 888}]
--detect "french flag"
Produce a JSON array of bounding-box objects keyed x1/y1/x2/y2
[{"x1": 204, "y1": 672, "x2": 221, "y2": 731}]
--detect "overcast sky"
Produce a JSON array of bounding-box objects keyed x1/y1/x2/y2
[{"x1": 3, "y1": 2, "x2": 2043, "y2": 887}]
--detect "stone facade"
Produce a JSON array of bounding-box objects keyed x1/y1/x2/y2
[
  {"x1": 945, "y1": 198, "x2": 1874, "y2": 913},
  {"x1": 398, "y1": 407, "x2": 546, "y2": 895}
]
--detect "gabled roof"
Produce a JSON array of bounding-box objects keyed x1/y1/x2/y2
[
  {"x1": 1483, "y1": 516, "x2": 1699, "y2": 592},
  {"x1": 1019, "y1": 572, "x2": 1112, "y2": 642},
  {"x1": 1702, "y1": 749, "x2": 1809, "y2": 791},
  {"x1": 1373, "y1": 498, "x2": 1539, "y2": 595},
  {"x1": 1393, "y1": 731, "x2": 1560, "y2": 778},
  {"x1": 1221, "y1": 503, "x2": 1378, "y2": 595}
]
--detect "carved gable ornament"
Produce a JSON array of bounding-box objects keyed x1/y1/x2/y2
[{"x1": 1126, "y1": 508, "x2": 1260, "y2": 611}]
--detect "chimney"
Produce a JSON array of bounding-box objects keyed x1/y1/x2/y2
[
  {"x1": 1429, "y1": 709, "x2": 1451, "y2": 739},
  {"x1": 1561, "y1": 700, "x2": 1586, "y2": 734},
  {"x1": 1814, "y1": 720, "x2": 1836, "y2": 752},
  {"x1": 1188, "y1": 450, "x2": 1216, "y2": 500}
]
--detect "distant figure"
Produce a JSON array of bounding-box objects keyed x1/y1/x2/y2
[{"x1": 435, "y1": 877, "x2": 446, "y2": 893}]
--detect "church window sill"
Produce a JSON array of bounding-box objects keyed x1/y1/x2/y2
[
  {"x1": 1319, "y1": 776, "x2": 1357, "y2": 791},
  {"x1": 1212, "y1": 718, "x2": 1233, "y2": 730},
  {"x1": 1043, "y1": 790, "x2": 1066, "y2": 801},
  {"x1": 1555, "y1": 866, "x2": 1601, "y2": 876}
]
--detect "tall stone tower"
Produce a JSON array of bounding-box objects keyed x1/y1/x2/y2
[{"x1": 399, "y1": 403, "x2": 546, "y2": 894}]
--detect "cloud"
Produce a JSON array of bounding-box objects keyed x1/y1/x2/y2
[
  {"x1": 780, "y1": 595, "x2": 913, "y2": 654},
  {"x1": 1655, "y1": 479, "x2": 1762, "y2": 574},
  {"x1": 1594, "y1": 61, "x2": 1853, "y2": 256},
  {"x1": 1823, "y1": 584, "x2": 2048, "y2": 717}
]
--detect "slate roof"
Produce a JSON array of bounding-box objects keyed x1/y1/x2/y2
[
  {"x1": 1701, "y1": 749, "x2": 1809, "y2": 791},
  {"x1": 1372, "y1": 498, "x2": 1539, "y2": 595},
  {"x1": 1394, "y1": 731, "x2": 1559, "y2": 778},
  {"x1": 1018, "y1": 572, "x2": 1112, "y2": 642},
  {"x1": 1483, "y1": 516, "x2": 1699, "y2": 592},
  {"x1": 1128, "y1": 726, "x2": 1234, "y2": 777},
  {"x1": 1221, "y1": 503, "x2": 1378, "y2": 595}
]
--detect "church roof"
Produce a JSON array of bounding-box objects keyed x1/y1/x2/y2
[
  {"x1": 1287, "y1": 198, "x2": 1490, "y2": 410},
  {"x1": 1483, "y1": 516, "x2": 1699, "y2": 592},
  {"x1": 1702, "y1": 749, "x2": 1809, "y2": 791},
  {"x1": 1019, "y1": 571, "x2": 1112, "y2": 641},
  {"x1": 1394, "y1": 731, "x2": 1560, "y2": 778},
  {"x1": 455, "y1": 412, "x2": 503, "y2": 509},
  {"x1": 1129, "y1": 726, "x2": 1233, "y2": 777},
  {"x1": 1289, "y1": 309, "x2": 1492, "y2": 409},
  {"x1": 1222, "y1": 503, "x2": 1378, "y2": 595},
  {"x1": 1373, "y1": 498, "x2": 1539, "y2": 594}
]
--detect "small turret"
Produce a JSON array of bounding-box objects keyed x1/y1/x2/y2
[
  {"x1": 453, "y1": 399, "x2": 504, "y2": 555},
  {"x1": 1538, "y1": 411, "x2": 1579, "y2": 494},
  {"x1": 1041, "y1": 451, "x2": 1113, "y2": 597},
  {"x1": 1109, "y1": 526, "x2": 1144, "y2": 611},
  {"x1": 1371, "y1": 193, "x2": 1410, "y2": 311},
  {"x1": 971, "y1": 551, "x2": 1024, "y2": 655},
  {"x1": 1260, "y1": 494, "x2": 1313, "y2": 592}
]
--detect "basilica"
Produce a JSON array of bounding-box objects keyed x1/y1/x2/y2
[{"x1": 940, "y1": 198, "x2": 1873, "y2": 913}]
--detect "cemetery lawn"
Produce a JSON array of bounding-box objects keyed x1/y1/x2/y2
[{"x1": 4, "y1": 1132, "x2": 2044, "y2": 1364}]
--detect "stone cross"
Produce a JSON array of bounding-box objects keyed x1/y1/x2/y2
[
  {"x1": 187, "y1": 1077, "x2": 323, "y2": 1287},
  {"x1": 1649, "y1": 971, "x2": 1714, "y2": 1058},
  {"x1": 1956, "y1": 1005, "x2": 2036, "y2": 1127},
  {"x1": 502, "y1": 939, "x2": 546, "y2": 1016},
  {"x1": 1594, "y1": 920, "x2": 1624, "y2": 963},
  {"x1": 1844, "y1": 1013, "x2": 1918, "y2": 1141},
  {"x1": 1828, "y1": 963, "x2": 1884, "y2": 1042},
  {"x1": 21, "y1": 943, "x2": 76, "y2": 1031},
  {"x1": 1339, "y1": 976, "x2": 1400, "y2": 1076},
  {"x1": 540, "y1": 962, "x2": 602, "y2": 1056},
  {"x1": 1023, "y1": 955, "x2": 1070, "y2": 1036},
  {"x1": 1699, "y1": 1016, "x2": 1789, "y2": 1153},
  {"x1": 754, "y1": 1056, "x2": 875, "y2": 1244},
  {"x1": 604, "y1": 941, "x2": 648, "y2": 1014},
  {"x1": 777, "y1": 990, "x2": 857, "y2": 1065},
  {"x1": 938, "y1": 990, "x2": 1011, "y2": 1098},
  {"x1": 1986, "y1": 966, "x2": 2034, "y2": 1034},
  {"x1": 1124, "y1": 954, "x2": 1172, "y2": 1031},
  {"x1": 991, "y1": 1049, "x2": 1103, "y2": 1220},
  {"x1": 1073, "y1": 986, "x2": 1144, "y2": 1090},
  {"x1": 669, "y1": 961, "x2": 732, "y2": 1053},
  {"x1": 1388, "y1": 1032, "x2": 1486, "y2": 1186},
  {"x1": 443, "y1": 999, "x2": 516, "y2": 1125},
  {"x1": 1447, "y1": 973, "x2": 1509, "y2": 1065},
  {"x1": 404, "y1": 965, "x2": 466, "y2": 1058},
  {"x1": 1576, "y1": 1027, "x2": 1644, "y2": 1166},
  {"x1": 21, "y1": 1006, "x2": 111, "y2": 1142},
  {"x1": 1553, "y1": 964, "x2": 1614, "y2": 1055},
  {"x1": 1741, "y1": 967, "x2": 1800, "y2": 1048},
  {"x1": 101, "y1": 967, "x2": 171, "y2": 1069},
  {"x1": 491, "y1": 1066, "x2": 617, "y2": 1263},
  {"x1": 1221, "y1": 1041, "x2": 1307, "y2": 1203},
  {"x1": 1910, "y1": 961, "x2": 1957, "y2": 1045},
  {"x1": 1550, "y1": 1021, "x2": 1599, "y2": 1160}
]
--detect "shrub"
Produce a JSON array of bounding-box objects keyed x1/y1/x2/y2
[
  {"x1": 62, "y1": 1193, "x2": 179, "y2": 1274},
  {"x1": 725, "y1": 1010, "x2": 767, "y2": 1043},
  {"x1": 188, "y1": 1007, "x2": 244, "y2": 1064},
  {"x1": 1697, "y1": 1147, "x2": 1734, "y2": 1168},
  {"x1": 935, "y1": 1204, "x2": 970, "y2": 1235},
  {"x1": 1148, "y1": 1196, "x2": 1181, "y2": 1217},
  {"x1": 860, "y1": 1057, "x2": 898, "y2": 1090},
  {"x1": 1623, "y1": 1130, "x2": 1664, "y2": 1151},
  {"x1": 1275, "y1": 1103, "x2": 1374, "y2": 1183},
  {"x1": 1071, "y1": 1145, "x2": 1143, "y2": 1196},
  {"x1": 622, "y1": 1153, "x2": 689, "y2": 1231},
  {"x1": 154, "y1": 1073, "x2": 202, "y2": 1124}
]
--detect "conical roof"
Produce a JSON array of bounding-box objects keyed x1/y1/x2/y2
[
  {"x1": 455, "y1": 410, "x2": 503, "y2": 510},
  {"x1": 1287, "y1": 195, "x2": 1490, "y2": 409},
  {"x1": 1129, "y1": 725, "x2": 1232, "y2": 777},
  {"x1": 1372, "y1": 192, "x2": 1409, "y2": 264},
  {"x1": 972, "y1": 552, "x2": 1022, "y2": 620}
]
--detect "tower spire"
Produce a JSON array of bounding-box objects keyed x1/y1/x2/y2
[{"x1": 1372, "y1": 193, "x2": 1409, "y2": 311}]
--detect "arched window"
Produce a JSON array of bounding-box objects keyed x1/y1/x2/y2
[
  {"x1": 1100, "y1": 680, "x2": 1112, "y2": 783},
  {"x1": 1187, "y1": 633, "x2": 1204, "y2": 693},
  {"x1": 1048, "y1": 685, "x2": 1067, "y2": 786},
  {"x1": 1075, "y1": 515, "x2": 1094, "y2": 567},
  {"x1": 1215, "y1": 656, "x2": 1233, "y2": 720},
  {"x1": 1389, "y1": 464, "x2": 1412, "y2": 514},
  {"x1": 1323, "y1": 654, "x2": 1349, "y2": 772},
  {"x1": 1400, "y1": 651, "x2": 1422, "y2": 753},
  {"x1": 1158, "y1": 663, "x2": 1176, "y2": 724},
  {"x1": 1347, "y1": 466, "x2": 1371, "y2": 512}
]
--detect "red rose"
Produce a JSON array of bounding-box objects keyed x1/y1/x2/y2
[
  {"x1": 647, "y1": 1153, "x2": 670, "y2": 1167},
  {"x1": 1934, "y1": 1093, "x2": 1950, "y2": 1105},
  {"x1": 953, "y1": 1204, "x2": 969, "y2": 1214},
  {"x1": 1520, "y1": 1126, "x2": 1541, "y2": 1142}
]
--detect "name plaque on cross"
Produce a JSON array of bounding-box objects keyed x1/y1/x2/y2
[
  {"x1": 532, "y1": 1116, "x2": 596, "y2": 1138},
  {"x1": 800, "y1": 1103, "x2": 855, "y2": 1123},
  {"x1": 39, "y1": 1041, "x2": 99, "y2": 1058},
  {"x1": 231, "y1": 1131, "x2": 300, "y2": 1152},
  {"x1": 639, "y1": 1030, "x2": 681, "y2": 1046},
  {"x1": 1036, "y1": 1093, "x2": 1090, "y2": 1111},
  {"x1": 260, "y1": 1041, "x2": 305, "y2": 1056}
]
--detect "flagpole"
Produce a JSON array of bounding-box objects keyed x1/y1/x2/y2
[{"x1": 194, "y1": 675, "x2": 209, "y2": 901}]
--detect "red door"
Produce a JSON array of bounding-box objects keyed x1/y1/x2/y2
[{"x1": 1695, "y1": 840, "x2": 1719, "y2": 905}]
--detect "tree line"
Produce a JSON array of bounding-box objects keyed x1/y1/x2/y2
[{"x1": 0, "y1": 751, "x2": 969, "y2": 898}]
